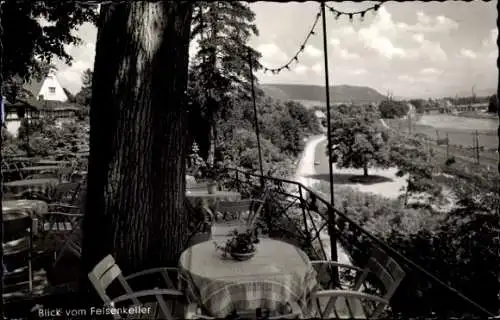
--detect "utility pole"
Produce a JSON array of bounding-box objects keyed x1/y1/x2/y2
[
  {"x1": 475, "y1": 130, "x2": 480, "y2": 164},
  {"x1": 446, "y1": 133, "x2": 449, "y2": 158},
  {"x1": 320, "y1": 0, "x2": 338, "y2": 276}
]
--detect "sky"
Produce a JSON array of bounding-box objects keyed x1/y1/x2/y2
[{"x1": 55, "y1": 1, "x2": 498, "y2": 99}]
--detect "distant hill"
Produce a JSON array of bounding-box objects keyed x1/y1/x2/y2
[{"x1": 259, "y1": 84, "x2": 386, "y2": 106}]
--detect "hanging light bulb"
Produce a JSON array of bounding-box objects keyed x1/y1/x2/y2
[
  {"x1": 285, "y1": 65, "x2": 290, "y2": 71},
  {"x1": 310, "y1": 30, "x2": 315, "y2": 35},
  {"x1": 329, "y1": 7, "x2": 335, "y2": 13},
  {"x1": 335, "y1": 12, "x2": 341, "y2": 20},
  {"x1": 374, "y1": 4, "x2": 380, "y2": 11},
  {"x1": 360, "y1": 11, "x2": 365, "y2": 22},
  {"x1": 348, "y1": 13, "x2": 353, "y2": 22},
  {"x1": 294, "y1": 56, "x2": 299, "y2": 63}
]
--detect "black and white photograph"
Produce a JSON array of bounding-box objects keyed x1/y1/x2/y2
[{"x1": 0, "y1": 0, "x2": 499, "y2": 319}]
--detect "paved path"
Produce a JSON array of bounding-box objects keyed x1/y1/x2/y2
[{"x1": 294, "y1": 135, "x2": 352, "y2": 264}]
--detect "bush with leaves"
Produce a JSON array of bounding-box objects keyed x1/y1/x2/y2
[{"x1": 316, "y1": 171, "x2": 499, "y2": 317}]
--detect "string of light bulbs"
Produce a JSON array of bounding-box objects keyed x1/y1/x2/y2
[
  {"x1": 260, "y1": 2, "x2": 382, "y2": 75},
  {"x1": 326, "y1": 2, "x2": 382, "y2": 22},
  {"x1": 262, "y1": 9, "x2": 322, "y2": 74}
]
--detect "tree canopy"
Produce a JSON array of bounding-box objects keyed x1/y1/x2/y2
[
  {"x1": 378, "y1": 99, "x2": 409, "y2": 118},
  {"x1": 188, "y1": 1, "x2": 262, "y2": 162},
  {"x1": 74, "y1": 68, "x2": 93, "y2": 106},
  {"x1": 0, "y1": 1, "x2": 97, "y2": 82},
  {"x1": 328, "y1": 104, "x2": 392, "y2": 176}
]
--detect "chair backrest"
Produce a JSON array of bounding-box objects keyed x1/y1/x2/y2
[
  {"x1": 354, "y1": 246, "x2": 405, "y2": 297},
  {"x1": 352, "y1": 246, "x2": 405, "y2": 317},
  {"x1": 52, "y1": 182, "x2": 81, "y2": 203},
  {"x1": 88, "y1": 255, "x2": 139, "y2": 306},
  {"x1": 216, "y1": 199, "x2": 265, "y2": 227}
]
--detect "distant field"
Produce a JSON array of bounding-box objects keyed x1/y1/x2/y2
[{"x1": 385, "y1": 115, "x2": 498, "y2": 150}]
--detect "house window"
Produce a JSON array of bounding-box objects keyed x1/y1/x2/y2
[{"x1": 48, "y1": 87, "x2": 56, "y2": 94}]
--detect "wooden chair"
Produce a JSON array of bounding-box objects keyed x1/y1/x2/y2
[
  {"x1": 308, "y1": 246, "x2": 405, "y2": 319},
  {"x1": 38, "y1": 211, "x2": 83, "y2": 266},
  {"x1": 3, "y1": 216, "x2": 34, "y2": 299},
  {"x1": 211, "y1": 199, "x2": 265, "y2": 237},
  {"x1": 88, "y1": 255, "x2": 191, "y2": 320}
]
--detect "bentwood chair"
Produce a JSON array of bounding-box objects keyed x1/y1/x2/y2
[
  {"x1": 89, "y1": 255, "x2": 193, "y2": 320},
  {"x1": 211, "y1": 199, "x2": 266, "y2": 237},
  {"x1": 308, "y1": 246, "x2": 405, "y2": 319}
]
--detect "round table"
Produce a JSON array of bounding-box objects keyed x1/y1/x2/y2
[
  {"x1": 36, "y1": 160, "x2": 70, "y2": 166},
  {"x1": 3, "y1": 178, "x2": 59, "y2": 196},
  {"x1": 179, "y1": 238, "x2": 317, "y2": 317},
  {"x1": 3, "y1": 200, "x2": 49, "y2": 236},
  {"x1": 186, "y1": 190, "x2": 241, "y2": 208},
  {"x1": 18, "y1": 165, "x2": 61, "y2": 173}
]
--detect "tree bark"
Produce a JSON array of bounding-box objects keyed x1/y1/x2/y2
[{"x1": 81, "y1": 0, "x2": 193, "y2": 300}]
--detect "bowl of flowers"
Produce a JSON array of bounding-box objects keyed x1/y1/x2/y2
[{"x1": 214, "y1": 228, "x2": 260, "y2": 261}]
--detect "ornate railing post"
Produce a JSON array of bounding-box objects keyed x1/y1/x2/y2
[
  {"x1": 327, "y1": 208, "x2": 339, "y2": 285},
  {"x1": 298, "y1": 185, "x2": 312, "y2": 246}
]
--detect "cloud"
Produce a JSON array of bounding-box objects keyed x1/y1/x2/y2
[
  {"x1": 339, "y1": 49, "x2": 360, "y2": 60},
  {"x1": 349, "y1": 68, "x2": 367, "y2": 75},
  {"x1": 330, "y1": 37, "x2": 340, "y2": 47},
  {"x1": 358, "y1": 27, "x2": 405, "y2": 59},
  {"x1": 257, "y1": 43, "x2": 288, "y2": 62},
  {"x1": 397, "y1": 11, "x2": 459, "y2": 33},
  {"x1": 412, "y1": 33, "x2": 425, "y2": 43},
  {"x1": 483, "y1": 28, "x2": 498, "y2": 47},
  {"x1": 304, "y1": 45, "x2": 322, "y2": 58},
  {"x1": 355, "y1": 7, "x2": 452, "y2": 62},
  {"x1": 311, "y1": 63, "x2": 322, "y2": 75},
  {"x1": 459, "y1": 48, "x2": 477, "y2": 59},
  {"x1": 398, "y1": 75, "x2": 415, "y2": 83},
  {"x1": 294, "y1": 65, "x2": 308, "y2": 74},
  {"x1": 420, "y1": 67, "x2": 441, "y2": 75}
]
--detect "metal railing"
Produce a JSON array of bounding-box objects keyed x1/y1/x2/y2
[{"x1": 222, "y1": 167, "x2": 495, "y2": 318}]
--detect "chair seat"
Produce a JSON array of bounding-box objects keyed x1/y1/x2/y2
[{"x1": 308, "y1": 295, "x2": 367, "y2": 319}]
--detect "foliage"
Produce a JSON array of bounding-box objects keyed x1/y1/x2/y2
[
  {"x1": 378, "y1": 100, "x2": 409, "y2": 118},
  {"x1": 74, "y1": 68, "x2": 93, "y2": 106},
  {"x1": 389, "y1": 133, "x2": 442, "y2": 205},
  {"x1": 188, "y1": 1, "x2": 262, "y2": 160},
  {"x1": 214, "y1": 228, "x2": 260, "y2": 255},
  {"x1": 328, "y1": 104, "x2": 392, "y2": 176},
  {"x1": 487, "y1": 94, "x2": 498, "y2": 113},
  {"x1": 0, "y1": 1, "x2": 97, "y2": 82},
  {"x1": 408, "y1": 99, "x2": 426, "y2": 114},
  {"x1": 315, "y1": 162, "x2": 499, "y2": 317},
  {"x1": 8, "y1": 117, "x2": 89, "y2": 159}
]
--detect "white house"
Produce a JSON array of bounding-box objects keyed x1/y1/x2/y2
[
  {"x1": 24, "y1": 68, "x2": 68, "y2": 102},
  {"x1": 5, "y1": 69, "x2": 78, "y2": 137}
]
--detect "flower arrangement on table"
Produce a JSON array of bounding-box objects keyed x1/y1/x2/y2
[{"x1": 214, "y1": 228, "x2": 260, "y2": 261}]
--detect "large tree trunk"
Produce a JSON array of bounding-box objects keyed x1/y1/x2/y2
[{"x1": 81, "y1": 1, "x2": 193, "y2": 300}]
